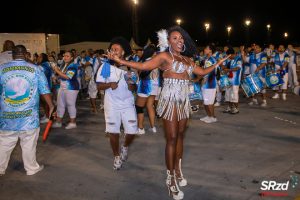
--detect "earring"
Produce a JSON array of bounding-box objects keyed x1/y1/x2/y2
[{"x1": 181, "y1": 44, "x2": 186, "y2": 52}]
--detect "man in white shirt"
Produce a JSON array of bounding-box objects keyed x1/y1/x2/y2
[
  {"x1": 286, "y1": 44, "x2": 299, "y2": 87},
  {"x1": 96, "y1": 37, "x2": 138, "y2": 170},
  {"x1": 0, "y1": 40, "x2": 15, "y2": 65}
]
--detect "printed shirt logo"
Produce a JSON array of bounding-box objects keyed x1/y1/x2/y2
[
  {"x1": 270, "y1": 75, "x2": 279, "y2": 84},
  {"x1": 3, "y1": 74, "x2": 33, "y2": 108}
]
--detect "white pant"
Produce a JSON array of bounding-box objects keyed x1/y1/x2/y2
[
  {"x1": 0, "y1": 128, "x2": 41, "y2": 175},
  {"x1": 225, "y1": 86, "x2": 239, "y2": 103},
  {"x1": 57, "y1": 89, "x2": 79, "y2": 118},
  {"x1": 288, "y1": 64, "x2": 299, "y2": 86},
  {"x1": 88, "y1": 80, "x2": 98, "y2": 98},
  {"x1": 216, "y1": 81, "x2": 222, "y2": 102},
  {"x1": 104, "y1": 106, "x2": 138, "y2": 134},
  {"x1": 202, "y1": 88, "x2": 217, "y2": 105}
]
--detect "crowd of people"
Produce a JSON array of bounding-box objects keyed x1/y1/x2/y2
[{"x1": 0, "y1": 26, "x2": 299, "y2": 199}]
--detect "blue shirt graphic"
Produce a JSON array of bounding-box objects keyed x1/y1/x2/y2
[{"x1": 0, "y1": 59, "x2": 50, "y2": 131}]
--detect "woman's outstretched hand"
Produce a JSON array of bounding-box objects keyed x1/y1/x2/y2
[
  {"x1": 217, "y1": 55, "x2": 231, "y2": 66},
  {"x1": 103, "y1": 51, "x2": 122, "y2": 64}
]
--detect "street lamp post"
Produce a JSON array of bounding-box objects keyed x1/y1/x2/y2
[
  {"x1": 132, "y1": 0, "x2": 139, "y2": 45},
  {"x1": 244, "y1": 19, "x2": 251, "y2": 45},
  {"x1": 204, "y1": 23, "x2": 210, "y2": 43},
  {"x1": 266, "y1": 24, "x2": 271, "y2": 43},
  {"x1": 227, "y1": 26, "x2": 232, "y2": 43}
]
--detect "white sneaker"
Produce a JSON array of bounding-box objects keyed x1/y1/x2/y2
[
  {"x1": 149, "y1": 127, "x2": 157, "y2": 133},
  {"x1": 214, "y1": 102, "x2": 221, "y2": 107},
  {"x1": 282, "y1": 93, "x2": 287, "y2": 101},
  {"x1": 27, "y1": 165, "x2": 44, "y2": 176},
  {"x1": 230, "y1": 107, "x2": 239, "y2": 114},
  {"x1": 223, "y1": 106, "x2": 231, "y2": 113},
  {"x1": 40, "y1": 116, "x2": 49, "y2": 124},
  {"x1": 52, "y1": 122, "x2": 62, "y2": 128},
  {"x1": 113, "y1": 156, "x2": 122, "y2": 170},
  {"x1": 248, "y1": 99, "x2": 258, "y2": 106},
  {"x1": 99, "y1": 104, "x2": 104, "y2": 110},
  {"x1": 200, "y1": 116, "x2": 210, "y2": 121},
  {"x1": 261, "y1": 100, "x2": 267, "y2": 107},
  {"x1": 0, "y1": 171, "x2": 5, "y2": 176},
  {"x1": 205, "y1": 117, "x2": 217, "y2": 123},
  {"x1": 138, "y1": 128, "x2": 145, "y2": 135},
  {"x1": 65, "y1": 123, "x2": 77, "y2": 129},
  {"x1": 120, "y1": 146, "x2": 128, "y2": 162},
  {"x1": 272, "y1": 93, "x2": 280, "y2": 99}
]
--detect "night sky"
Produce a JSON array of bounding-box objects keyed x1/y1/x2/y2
[{"x1": 2, "y1": 0, "x2": 299, "y2": 47}]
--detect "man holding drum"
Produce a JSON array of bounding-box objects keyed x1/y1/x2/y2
[
  {"x1": 271, "y1": 45, "x2": 289, "y2": 100},
  {"x1": 241, "y1": 44, "x2": 268, "y2": 107}
]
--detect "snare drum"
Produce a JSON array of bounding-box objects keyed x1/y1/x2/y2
[
  {"x1": 241, "y1": 73, "x2": 264, "y2": 97},
  {"x1": 219, "y1": 74, "x2": 232, "y2": 90},
  {"x1": 265, "y1": 72, "x2": 284, "y2": 88}
]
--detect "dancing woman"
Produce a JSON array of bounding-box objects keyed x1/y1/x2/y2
[
  {"x1": 107, "y1": 26, "x2": 229, "y2": 200},
  {"x1": 136, "y1": 44, "x2": 159, "y2": 134}
]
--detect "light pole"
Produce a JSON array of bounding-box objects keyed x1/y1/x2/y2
[
  {"x1": 176, "y1": 18, "x2": 182, "y2": 26},
  {"x1": 204, "y1": 23, "x2": 210, "y2": 43},
  {"x1": 244, "y1": 19, "x2": 251, "y2": 45},
  {"x1": 227, "y1": 26, "x2": 232, "y2": 43},
  {"x1": 132, "y1": 0, "x2": 139, "y2": 45},
  {"x1": 266, "y1": 24, "x2": 271, "y2": 43},
  {"x1": 284, "y1": 32, "x2": 288, "y2": 40}
]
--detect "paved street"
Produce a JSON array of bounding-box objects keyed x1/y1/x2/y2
[{"x1": 1, "y1": 90, "x2": 300, "y2": 200}]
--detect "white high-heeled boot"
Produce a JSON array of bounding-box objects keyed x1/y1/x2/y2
[
  {"x1": 166, "y1": 170, "x2": 184, "y2": 200},
  {"x1": 177, "y1": 159, "x2": 187, "y2": 187}
]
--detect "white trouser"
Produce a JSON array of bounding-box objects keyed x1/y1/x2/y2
[
  {"x1": 216, "y1": 81, "x2": 222, "y2": 102},
  {"x1": 225, "y1": 86, "x2": 239, "y2": 103},
  {"x1": 57, "y1": 89, "x2": 79, "y2": 118},
  {"x1": 88, "y1": 80, "x2": 98, "y2": 98},
  {"x1": 288, "y1": 64, "x2": 299, "y2": 86},
  {"x1": 0, "y1": 128, "x2": 41, "y2": 174}
]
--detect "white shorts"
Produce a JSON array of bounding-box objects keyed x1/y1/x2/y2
[
  {"x1": 88, "y1": 80, "x2": 98, "y2": 98},
  {"x1": 104, "y1": 106, "x2": 138, "y2": 134},
  {"x1": 137, "y1": 82, "x2": 159, "y2": 98},
  {"x1": 202, "y1": 88, "x2": 216, "y2": 105},
  {"x1": 225, "y1": 86, "x2": 239, "y2": 103}
]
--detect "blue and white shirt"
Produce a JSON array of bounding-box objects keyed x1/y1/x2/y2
[
  {"x1": 272, "y1": 52, "x2": 289, "y2": 72},
  {"x1": 213, "y1": 51, "x2": 221, "y2": 61},
  {"x1": 41, "y1": 62, "x2": 53, "y2": 90},
  {"x1": 224, "y1": 57, "x2": 242, "y2": 86},
  {"x1": 287, "y1": 50, "x2": 297, "y2": 65},
  {"x1": 59, "y1": 63, "x2": 79, "y2": 90},
  {"x1": 246, "y1": 52, "x2": 267, "y2": 77},
  {"x1": 0, "y1": 59, "x2": 50, "y2": 131},
  {"x1": 202, "y1": 56, "x2": 217, "y2": 89}
]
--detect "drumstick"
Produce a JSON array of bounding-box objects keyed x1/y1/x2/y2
[{"x1": 42, "y1": 106, "x2": 56, "y2": 143}]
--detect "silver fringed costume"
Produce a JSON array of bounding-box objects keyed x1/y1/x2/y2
[{"x1": 156, "y1": 60, "x2": 194, "y2": 121}]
